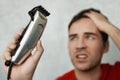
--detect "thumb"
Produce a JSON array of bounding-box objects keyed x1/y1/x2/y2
[{"x1": 32, "y1": 40, "x2": 44, "y2": 64}]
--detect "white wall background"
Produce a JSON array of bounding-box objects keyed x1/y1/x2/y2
[{"x1": 0, "y1": 0, "x2": 120, "y2": 80}]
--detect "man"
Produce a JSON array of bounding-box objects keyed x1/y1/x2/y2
[
  {"x1": 57, "y1": 8, "x2": 120, "y2": 80},
  {"x1": 3, "y1": 8, "x2": 120, "y2": 80}
]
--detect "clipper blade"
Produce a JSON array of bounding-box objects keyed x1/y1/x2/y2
[{"x1": 28, "y1": 5, "x2": 50, "y2": 20}]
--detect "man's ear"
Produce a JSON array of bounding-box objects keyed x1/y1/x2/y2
[{"x1": 103, "y1": 40, "x2": 109, "y2": 53}]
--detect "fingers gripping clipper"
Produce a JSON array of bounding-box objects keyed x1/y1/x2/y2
[{"x1": 5, "y1": 5, "x2": 50, "y2": 80}]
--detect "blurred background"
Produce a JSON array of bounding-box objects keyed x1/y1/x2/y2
[{"x1": 0, "y1": 0, "x2": 120, "y2": 80}]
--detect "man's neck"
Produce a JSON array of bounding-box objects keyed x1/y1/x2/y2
[{"x1": 75, "y1": 66, "x2": 102, "y2": 80}]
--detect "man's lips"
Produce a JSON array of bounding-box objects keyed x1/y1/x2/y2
[
  {"x1": 77, "y1": 54, "x2": 88, "y2": 59},
  {"x1": 76, "y1": 53, "x2": 88, "y2": 62}
]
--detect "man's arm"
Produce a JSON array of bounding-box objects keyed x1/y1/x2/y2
[
  {"x1": 104, "y1": 23, "x2": 120, "y2": 49},
  {"x1": 85, "y1": 11, "x2": 120, "y2": 50}
]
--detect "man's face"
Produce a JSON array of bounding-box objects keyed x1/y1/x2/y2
[{"x1": 68, "y1": 18, "x2": 107, "y2": 71}]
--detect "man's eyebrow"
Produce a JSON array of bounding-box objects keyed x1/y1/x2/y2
[
  {"x1": 68, "y1": 32, "x2": 98, "y2": 38},
  {"x1": 84, "y1": 32, "x2": 97, "y2": 36},
  {"x1": 69, "y1": 34, "x2": 77, "y2": 37}
]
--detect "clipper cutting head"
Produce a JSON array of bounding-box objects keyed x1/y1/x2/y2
[{"x1": 28, "y1": 5, "x2": 50, "y2": 20}]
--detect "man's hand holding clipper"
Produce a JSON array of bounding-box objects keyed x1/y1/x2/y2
[{"x1": 3, "y1": 28, "x2": 44, "y2": 80}]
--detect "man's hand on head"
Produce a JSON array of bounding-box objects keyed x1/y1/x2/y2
[{"x1": 84, "y1": 11, "x2": 111, "y2": 33}]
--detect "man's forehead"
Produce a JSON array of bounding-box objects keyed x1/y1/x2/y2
[
  {"x1": 71, "y1": 18, "x2": 96, "y2": 27},
  {"x1": 69, "y1": 18, "x2": 99, "y2": 33},
  {"x1": 68, "y1": 18, "x2": 102, "y2": 37}
]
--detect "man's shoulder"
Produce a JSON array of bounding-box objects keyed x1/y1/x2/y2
[
  {"x1": 101, "y1": 61, "x2": 120, "y2": 67},
  {"x1": 101, "y1": 61, "x2": 120, "y2": 75},
  {"x1": 56, "y1": 70, "x2": 76, "y2": 80},
  {"x1": 101, "y1": 61, "x2": 120, "y2": 79}
]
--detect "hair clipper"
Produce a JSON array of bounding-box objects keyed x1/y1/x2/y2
[{"x1": 10, "y1": 6, "x2": 50, "y2": 64}]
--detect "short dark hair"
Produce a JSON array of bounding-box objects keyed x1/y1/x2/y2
[{"x1": 68, "y1": 8, "x2": 108, "y2": 44}]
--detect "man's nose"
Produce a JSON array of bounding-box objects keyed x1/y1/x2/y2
[{"x1": 76, "y1": 38, "x2": 86, "y2": 49}]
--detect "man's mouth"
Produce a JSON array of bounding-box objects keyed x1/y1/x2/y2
[
  {"x1": 77, "y1": 54, "x2": 88, "y2": 58},
  {"x1": 76, "y1": 54, "x2": 88, "y2": 62}
]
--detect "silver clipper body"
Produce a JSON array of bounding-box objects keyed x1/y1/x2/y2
[{"x1": 11, "y1": 6, "x2": 50, "y2": 64}]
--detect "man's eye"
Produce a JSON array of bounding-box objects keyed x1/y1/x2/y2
[
  {"x1": 69, "y1": 37, "x2": 77, "y2": 41},
  {"x1": 86, "y1": 35, "x2": 95, "y2": 40}
]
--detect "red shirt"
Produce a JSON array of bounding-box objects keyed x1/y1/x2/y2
[{"x1": 57, "y1": 62, "x2": 120, "y2": 80}]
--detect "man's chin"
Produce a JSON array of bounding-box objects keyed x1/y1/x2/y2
[{"x1": 74, "y1": 64, "x2": 91, "y2": 72}]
